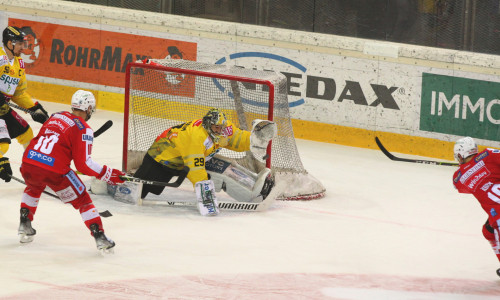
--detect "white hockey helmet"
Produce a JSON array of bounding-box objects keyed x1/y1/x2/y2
[
  {"x1": 71, "y1": 90, "x2": 96, "y2": 116},
  {"x1": 454, "y1": 137, "x2": 478, "y2": 163}
]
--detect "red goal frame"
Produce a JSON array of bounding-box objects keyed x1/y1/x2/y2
[{"x1": 122, "y1": 61, "x2": 275, "y2": 172}]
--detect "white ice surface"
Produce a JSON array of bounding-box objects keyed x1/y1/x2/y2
[{"x1": 1, "y1": 102, "x2": 499, "y2": 299}]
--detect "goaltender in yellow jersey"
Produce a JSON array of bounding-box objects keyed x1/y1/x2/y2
[
  {"x1": 140, "y1": 109, "x2": 251, "y2": 188},
  {"x1": 134, "y1": 108, "x2": 254, "y2": 200},
  {"x1": 128, "y1": 107, "x2": 277, "y2": 216}
]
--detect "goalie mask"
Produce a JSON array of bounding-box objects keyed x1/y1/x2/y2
[
  {"x1": 71, "y1": 90, "x2": 96, "y2": 120},
  {"x1": 454, "y1": 136, "x2": 478, "y2": 163},
  {"x1": 202, "y1": 108, "x2": 228, "y2": 143}
]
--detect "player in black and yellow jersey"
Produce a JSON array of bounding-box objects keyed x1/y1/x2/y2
[{"x1": 0, "y1": 26, "x2": 49, "y2": 183}]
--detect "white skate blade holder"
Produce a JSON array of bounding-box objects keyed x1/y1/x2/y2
[
  {"x1": 19, "y1": 233, "x2": 34, "y2": 244},
  {"x1": 99, "y1": 247, "x2": 115, "y2": 255}
]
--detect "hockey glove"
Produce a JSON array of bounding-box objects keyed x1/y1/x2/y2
[
  {"x1": 28, "y1": 102, "x2": 49, "y2": 124},
  {"x1": 0, "y1": 157, "x2": 12, "y2": 182},
  {"x1": 0, "y1": 92, "x2": 7, "y2": 106},
  {"x1": 250, "y1": 119, "x2": 277, "y2": 160},
  {"x1": 97, "y1": 165, "x2": 125, "y2": 185},
  {"x1": 0, "y1": 93, "x2": 12, "y2": 116}
]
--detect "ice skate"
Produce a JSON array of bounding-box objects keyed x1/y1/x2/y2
[
  {"x1": 90, "y1": 223, "x2": 115, "y2": 254},
  {"x1": 18, "y1": 208, "x2": 36, "y2": 243},
  {"x1": 260, "y1": 174, "x2": 275, "y2": 200}
]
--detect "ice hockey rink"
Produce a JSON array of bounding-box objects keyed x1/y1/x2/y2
[{"x1": 1, "y1": 101, "x2": 500, "y2": 300}]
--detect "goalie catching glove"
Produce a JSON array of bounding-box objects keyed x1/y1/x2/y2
[
  {"x1": 28, "y1": 102, "x2": 49, "y2": 124},
  {"x1": 97, "y1": 165, "x2": 125, "y2": 185},
  {"x1": 195, "y1": 180, "x2": 219, "y2": 216},
  {"x1": 250, "y1": 119, "x2": 277, "y2": 160}
]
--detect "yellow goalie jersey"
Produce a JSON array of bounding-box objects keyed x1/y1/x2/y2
[
  {"x1": 147, "y1": 118, "x2": 251, "y2": 185},
  {"x1": 0, "y1": 46, "x2": 34, "y2": 108}
]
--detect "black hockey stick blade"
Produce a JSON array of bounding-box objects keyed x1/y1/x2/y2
[
  {"x1": 94, "y1": 120, "x2": 113, "y2": 138},
  {"x1": 120, "y1": 166, "x2": 189, "y2": 187},
  {"x1": 374, "y1": 137, "x2": 459, "y2": 166},
  {"x1": 10, "y1": 175, "x2": 112, "y2": 217},
  {"x1": 98, "y1": 210, "x2": 113, "y2": 217}
]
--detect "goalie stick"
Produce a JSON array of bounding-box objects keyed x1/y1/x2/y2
[
  {"x1": 140, "y1": 198, "x2": 272, "y2": 212},
  {"x1": 139, "y1": 181, "x2": 284, "y2": 212},
  {"x1": 375, "y1": 137, "x2": 459, "y2": 166},
  {"x1": 9, "y1": 175, "x2": 113, "y2": 217}
]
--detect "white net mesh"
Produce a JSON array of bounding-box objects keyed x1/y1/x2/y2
[{"x1": 124, "y1": 59, "x2": 325, "y2": 200}]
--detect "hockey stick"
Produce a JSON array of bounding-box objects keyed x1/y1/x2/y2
[
  {"x1": 119, "y1": 166, "x2": 189, "y2": 188},
  {"x1": 141, "y1": 199, "x2": 271, "y2": 212},
  {"x1": 7, "y1": 102, "x2": 32, "y2": 114},
  {"x1": 140, "y1": 181, "x2": 283, "y2": 212},
  {"x1": 9, "y1": 175, "x2": 113, "y2": 217},
  {"x1": 8, "y1": 102, "x2": 113, "y2": 139},
  {"x1": 375, "y1": 137, "x2": 459, "y2": 166},
  {"x1": 94, "y1": 120, "x2": 113, "y2": 138}
]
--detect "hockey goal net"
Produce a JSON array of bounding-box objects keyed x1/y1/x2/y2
[{"x1": 123, "y1": 59, "x2": 325, "y2": 200}]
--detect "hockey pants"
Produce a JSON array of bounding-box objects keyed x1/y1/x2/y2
[
  {"x1": 482, "y1": 219, "x2": 500, "y2": 262},
  {"x1": 20, "y1": 163, "x2": 104, "y2": 235}
]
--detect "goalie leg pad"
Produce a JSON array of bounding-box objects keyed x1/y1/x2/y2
[
  {"x1": 208, "y1": 165, "x2": 272, "y2": 203},
  {"x1": 195, "y1": 180, "x2": 219, "y2": 216},
  {"x1": 210, "y1": 173, "x2": 224, "y2": 192}
]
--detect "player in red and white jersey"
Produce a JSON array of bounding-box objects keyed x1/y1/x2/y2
[
  {"x1": 452, "y1": 137, "x2": 500, "y2": 277},
  {"x1": 18, "y1": 90, "x2": 124, "y2": 253}
]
